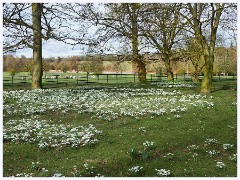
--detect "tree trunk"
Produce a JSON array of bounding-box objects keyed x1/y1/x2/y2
[
  {"x1": 131, "y1": 4, "x2": 146, "y2": 83},
  {"x1": 163, "y1": 55, "x2": 174, "y2": 81},
  {"x1": 201, "y1": 47, "x2": 213, "y2": 93},
  {"x1": 191, "y1": 71, "x2": 199, "y2": 82},
  {"x1": 137, "y1": 56, "x2": 147, "y2": 83},
  {"x1": 31, "y1": 3, "x2": 43, "y2": 89}
]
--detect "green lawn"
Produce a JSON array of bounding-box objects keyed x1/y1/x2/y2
[{"x1": 2, "y1": 81, "x2": 237, "y2": 177}]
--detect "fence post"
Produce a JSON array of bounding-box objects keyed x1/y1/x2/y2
[
  {"x1": 87, "y1": 74, "x2": 89, "y2": 83},
  {"x1": 107, "y1": 74, "x2": 108, "y2": 83},
  {"x1": 12, "y1": 75, "x2": 14, "y2": 85},
  {"x1": 134, "y1": 74, "x2": 136, "y2": 83}
]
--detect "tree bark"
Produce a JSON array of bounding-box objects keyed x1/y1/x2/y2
[
  {"x1": 163, "y1": 55, "x2": 174, "y2": 81},
  {"x1": 131, "y1": 3, "x2": 146, "y2": 83},
  {"x1": 31, "y1": 3, "x2": 43, "y2": 89},
  {"x1": 201, "y1": 47, "x2": 214, "y2": 93},
  {"x1": 187, "y1": 3, "x2": 224, "y2": 93}
]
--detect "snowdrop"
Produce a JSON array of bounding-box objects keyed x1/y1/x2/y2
[
  {"x1": 205, "y1": 138, "x2": 218, "y2": 145},
  {"x1": 3, "y1": 85, "x2": 215, "y2": 121},
  {"x1": 155, "y1": 168, "x2": 171, "y2": 177},
  {"x1": 128, "y1": 166, "x2": 143, "y2": 174},
  {"x1": 216, "y1": 162, "x2": 225, "y2": 169},
  {"x1": 3, "y1": 119, "x2": 102, "y2": 150},
  {"x1": 223, "y1": 144, "x2": 234, "y2": 150}
]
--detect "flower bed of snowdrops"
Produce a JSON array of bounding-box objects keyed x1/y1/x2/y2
[
  {"x1": 3, "y1": 84, "x2": 237, "y2": 177},
  {"x1": 3, "y1": 84, "x2": 214, "y2": 121},
  {"x1": 3, "y1": 84, "x2": 214, "y2": 150}
]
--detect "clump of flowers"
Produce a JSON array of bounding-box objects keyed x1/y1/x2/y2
[
  {"x1": 192, "y1": 153, "x2": 199, "y2": 161},
  {"x1": 139, "y1": 127, "x2": 147, "y2": 133},
  {"x1": 223, "y1": 144, "x2": 234, "y2": 150},
  {"x1": 3, "y1": 85, "x2": 215, "y2": 121},
  {"x1": 14, "y1": 173, "x2": 33, "y2": 177},
  {"x1": 155, "y1": 168, "x2": 171, "y2": 177},
  {"x1": 205, "y1": 138, "x2": 218, "y2": 145},
  {"x1": 229, "y1": 153, "x2": 237, "y2": 162},
  {"x1": 216, "y1": 162, "x2": 226, "y2": 169},
  {"x1": 128, "y1": 166, "x2": 144, "y2": 176},
  {"x1": 187, "y1": 145, "x2": 199, "y2": 151},
  {"x1": 52, "y1": 173, "x2": 65, "y2": 177},
  {"x1": 72, "y1": 163, "x2": 103, "y2": 177},
  {"x1": 129, "y1": 141, "x2": 156, "y2": 161},
  {"x1": 143, "y1": 141, "x2": 155, "y2": 150},
  {"x1": 174, "y1": 114, "x2": 181, "y2": 119},
  {"x1": 32, "y1": 161, "x2": 42, "y2": 170},
  {"x1": 206, "y1": 150, "x2": 219, "y2": 157},
  {"x1": 3, "y1": 119, "x2": 102, "y2": 150}
]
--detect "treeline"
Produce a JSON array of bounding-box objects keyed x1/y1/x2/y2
[
  {"x1": 3, "y1": 3, "x2": 237, "y2": 92},
  {"x1": 3, "y1": 46, "x2": 236, "y2": 78}
]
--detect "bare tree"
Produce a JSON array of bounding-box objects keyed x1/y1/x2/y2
[
  {"x1": 181, "y1": 3, "x2": 230, "y2": 93},
  {"x1": 184, "y1": 37, "x2": 205, "y2": 82},
  {"x1": 3, "y1": 3, "x2": 93, "y2": 89},
  {"x1": 140, "y1": 3, "x2": 185, "y2": 81},
  {"x1": 77, "y1": 3, "x2": 147, "y2": 82}
]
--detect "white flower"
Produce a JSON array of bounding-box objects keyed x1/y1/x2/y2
[
  {"x1": 205, "y1": 138, "x2": 218, "y2": 145},
  {"x1": 143, "y1": 141, "x2": 154, "y2": 147},
  {"x1": 207, "y1": 150, "x2": 218, "y2": 156},
  {"x1": 223, "y1": 144, "x2": 234, "y2": 150},
  {"x1": 52, "y1": 173, "x2": 65, "y2": 177},
  {"x1": 216, "y1": 162, "x2": 225, "y2": 169},
  {"x1": 229, "y1": 153, "x2": 237, "y2": 162},
  {"x1": 41, "y1": 168, "x2": 48, "y2": 172},
  {"x1": 128, "y1": 166, "x2": 143, "y2": 173},
  {"x1": 155, "y1": 168, "x2": 171, "y2": 177}
]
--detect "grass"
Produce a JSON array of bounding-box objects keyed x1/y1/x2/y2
[{"x1": 2, "y1": 80, "x2": 237, "y2": 177}]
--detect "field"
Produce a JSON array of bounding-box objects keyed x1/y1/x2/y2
[{"x1": 2, "y1": 78, "x2": 237, "y2": 177}]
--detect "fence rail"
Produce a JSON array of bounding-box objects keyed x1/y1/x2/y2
[{"x1": 3, "y1": 73, "x2": 237, "y2": 87}]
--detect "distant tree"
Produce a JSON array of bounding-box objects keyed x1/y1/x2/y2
[
  {"x1": 57, "y1": 61, "x2": 69, "y2": 73},
  {"x1": 184, "y1": 38, "x2": 205, "y2": 82},
  {"x1": 5, "y1": 56, "x2": 24, "y2": 76},
  {"x1": 43, "y1": 60, "x2": 51, "y2": 73},
  {"x1": 215, "y1": 47, "x2": 237, "y2": 75},
  {"x1": 79, "y1": 56, "x2": 104, "y2": 75},
  {"x1": 113, "y1": 61, "x2": 127, "y2": 74}
]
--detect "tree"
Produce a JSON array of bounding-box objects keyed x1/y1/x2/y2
[
  {"x1": 184, "y1": 37, "x2": 205, "y2": 82},
  {"x1": 80, "y1": 3, "x2": 147, "y2": 82},
  {"x1": 5, "y1": 56, "x2": 24, "y2": 76},
  {"x1": 182, "y1": 3, "x2": 226, "y2": 93},
  {"x1": 140, "y1": 3, "x2": 185, "y2": 81},
  {"x1": 79, "y1": 56, "x2": 104, "y2": 75},
  {"x1": 3, "y1": 3, "x2": 91, "y2": 89},
  {"x1": 31, "y1": 3, "x2": 43, "y2": 88}
]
